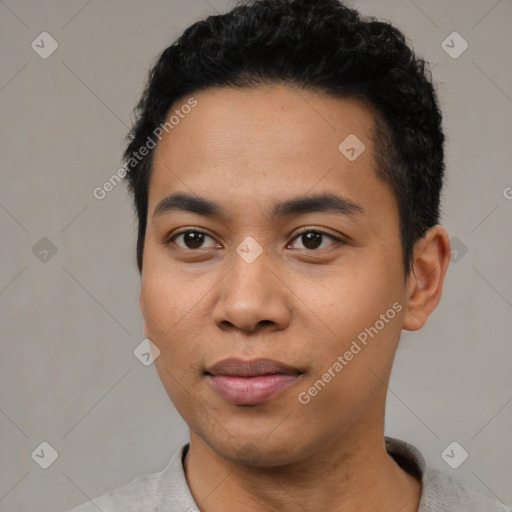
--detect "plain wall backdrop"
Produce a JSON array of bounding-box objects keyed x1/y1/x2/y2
[{"x1": 1, "y1": 0, "x2": 511, "y2": 510}]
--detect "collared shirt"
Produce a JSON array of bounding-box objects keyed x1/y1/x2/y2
[{"x1": 64, "y1": 437, "x2": 511, "y2": 511}]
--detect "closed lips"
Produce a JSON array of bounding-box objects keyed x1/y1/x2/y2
[
  {"x1": 205, "y1": 358, "x2": 304, "y2": 405},
  {"x1": 205, "y1": 358, "x2": 303, "y2": 377}
]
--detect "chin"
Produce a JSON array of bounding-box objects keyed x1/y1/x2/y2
[{"x1": 206, "y1": 433, "x2": 306, "y2": 468}]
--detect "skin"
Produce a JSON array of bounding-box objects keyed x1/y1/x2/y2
[{"x1": 138, "y1": 84, "x2": 451, "y2": 512}]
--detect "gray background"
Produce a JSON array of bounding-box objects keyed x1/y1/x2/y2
[{"x1": 0, "y1": 0, "x2": 511, "y2": 510}]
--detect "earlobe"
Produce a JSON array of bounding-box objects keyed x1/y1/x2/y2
[{"x1": 402, "y1": 225, "x2": 451, "y2": 331}]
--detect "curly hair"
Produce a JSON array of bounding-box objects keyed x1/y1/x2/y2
[{"x1": 123, "y1": 0, "x2": 445, "y2": 275}]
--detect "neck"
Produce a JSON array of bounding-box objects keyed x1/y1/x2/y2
[{"x1": 183, "y1": 427, "x2": 421, "y2": 512}]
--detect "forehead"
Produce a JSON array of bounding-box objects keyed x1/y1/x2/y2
[{"x1": 149, "y1": 84, "x2": 392, "y2": 218}]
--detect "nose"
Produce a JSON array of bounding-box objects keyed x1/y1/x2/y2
[{"x1": 211, "y1": 247, "x2": 292, "y2": 334}]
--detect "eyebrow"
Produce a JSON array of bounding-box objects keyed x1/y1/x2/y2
[{"x1": 152, "y1": 191, "x2": 365, "y2": 221}]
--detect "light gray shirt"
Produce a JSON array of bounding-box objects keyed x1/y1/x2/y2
[{"x1": 64, "y1": 437, "x2": 510, "y2": 511}]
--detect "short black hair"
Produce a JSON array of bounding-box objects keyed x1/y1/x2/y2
[{"x1": 123, "y1": 0, "x2": 445, "y2": 275}]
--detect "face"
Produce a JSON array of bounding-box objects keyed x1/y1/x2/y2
[{"x1": 139, "y1": 84, "x2": 410, "y2": 465}]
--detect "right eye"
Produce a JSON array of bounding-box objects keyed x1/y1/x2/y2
[{"x1": 166, "y1": 229, "x2": 220, "y2": 250}]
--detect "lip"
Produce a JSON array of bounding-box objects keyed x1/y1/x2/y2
[
  {"x1": 206, "y1": 357, "x2": 302, "y2": 377},
  {"x1": 205, "y1": 358, "x2": 303, "y2": 405}
]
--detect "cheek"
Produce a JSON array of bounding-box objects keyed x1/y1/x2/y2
[
  {"x1": 140, "y1": 261, "x2": 201, "y2": 338},
  {"x1": 142, "y1": 274, "x2": 205, "y2": 411},
  {"x1": 294, "y1": 279, "x2": 404, "y2": 422},
  {"x1": 140, "y1": 264, "x2": 211, "y2": 374},
  {"x1": 303, "y1": 255, "x2": 404, "y2": 367}
]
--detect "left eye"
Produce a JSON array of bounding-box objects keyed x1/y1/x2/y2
[{"x1": 288, "y1": 230, "x2": 340, "y2": 250}]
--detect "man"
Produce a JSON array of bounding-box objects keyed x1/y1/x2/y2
[{"x1": 66, "y1": 0, "x2": 510, "y2": 510}]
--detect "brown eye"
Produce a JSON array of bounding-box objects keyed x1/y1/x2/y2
[
  {"x1": 289, "y1": 229, "x2": 341, "y2": 250},
  {"x1": 168, "y1": 230, "x2": 218, "y2": 250}
]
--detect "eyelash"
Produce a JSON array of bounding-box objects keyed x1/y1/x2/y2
[{"x1": 165, "y1": 227, "x2": 344, "y2": 252}]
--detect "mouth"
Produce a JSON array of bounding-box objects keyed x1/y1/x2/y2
[{"x1": 205, "y1": 358, "x2": 304, "y2": 405}]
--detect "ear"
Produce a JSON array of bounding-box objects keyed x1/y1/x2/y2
[{"x1": 402, "y1": 225, "x2": 451, "y2": 331}]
